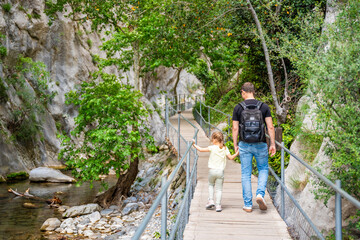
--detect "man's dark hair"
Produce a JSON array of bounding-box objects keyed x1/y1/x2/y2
[{"x1": 241, "y1": 82, "x2": 255, "y2": 94}]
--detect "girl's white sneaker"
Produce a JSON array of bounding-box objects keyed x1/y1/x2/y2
[
  {"x1": 216, "y1": 205, "x2": 222, "y2": 212},
  {"x1": 205, "y1": 200, "x2": 215, "y2": 210}
]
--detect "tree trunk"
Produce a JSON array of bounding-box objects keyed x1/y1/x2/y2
[
  {"x1": 95, "y1": 156, "x2": 139, "y2": 208},
  {"x1": 133, "y1": 41, "x2": 141, "y2": 91},
  {"x1": 246, "y1": 0, "x2": 287, "y2": 124},
  {"x1": 173, "y1": 67, "x2": 183, "y2": 102}
]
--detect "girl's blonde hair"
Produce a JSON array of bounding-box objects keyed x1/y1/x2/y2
[{"x1": 211, "y1": 131, "x2": 225, "y2": 149}]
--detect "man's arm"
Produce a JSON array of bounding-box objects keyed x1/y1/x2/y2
[
  {"x1": 265, "y1": 117, "x2": 276, "y2": 157},
  {"x1": 232, "y1": 120, "x2": 239, "y2": 152}
]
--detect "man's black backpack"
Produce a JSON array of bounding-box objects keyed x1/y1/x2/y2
[{"x1": 239, "y1": 101, "x2": 266, "y2": 143}]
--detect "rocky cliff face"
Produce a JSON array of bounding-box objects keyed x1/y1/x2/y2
[
  {"x1": 0, "y1": 0, "x2": 202, "y2": 179},
  {"x1": 274, "y1": 1, "x2": 355, "y2": 238}
]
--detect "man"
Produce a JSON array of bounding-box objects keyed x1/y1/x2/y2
[{"x1": 232, "y1": 82, "x2": 276, "y2": 213}]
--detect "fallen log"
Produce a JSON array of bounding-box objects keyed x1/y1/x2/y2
[{"x1": 8, "y1": 188, "x2": 62, "y2": 206}]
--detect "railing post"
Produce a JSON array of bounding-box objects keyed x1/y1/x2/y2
[
  {"x1": 199, "y1": 100, "x2": 202, "y2": 127},
  {"x1": 186, "y1": 141, "x2": 190, "y2": 185},
  {"x1": 178, "y1": 111, "x2": 181, "y2": 161},
  {"x1": 281, "y1": 141, "x2": 285, "y2": 219},
  {"x1": 335, "y1": 180, "x2": 342, "y2": 240},
  {"x1": 161, "y1": 175, "x2": 168, "y2": 240},
  {"x1": 165, "y1": 96, "x2": 169, "y2": 138},
  {"x1": 208, "y1": 106, "x2": 211, "y2": 137},
  {"x1": 227, "y1": 117, "x2": 231, "y2": 142},
  {"x1": 186, "y1": 141, "x2": 191, "y2": 223}
]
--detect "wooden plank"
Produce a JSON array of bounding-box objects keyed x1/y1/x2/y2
[{"x1": 171, "y1": 110, "x2": 292, "y2": 240}]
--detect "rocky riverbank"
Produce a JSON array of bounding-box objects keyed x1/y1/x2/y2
[{"x1": 40, "y1": 145, "x2": 186, "y2": 239}]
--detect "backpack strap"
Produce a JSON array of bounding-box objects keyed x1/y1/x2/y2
[
  {"x1": 240, "y1": 101, "x2": 262, "y2": 109},
  {"x1": 255, "y1": 101, "x2": 263, "y2": 109},
  {"x1": 239, "y1": 102, "x2": 247, "y2": 110}
]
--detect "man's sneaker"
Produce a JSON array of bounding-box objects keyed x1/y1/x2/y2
[
  {"x1": 216, "y1": 205, "x2": 222, "y2": 212},
  {"x1": 256, "y1": 194, "x2": 267, "y2": 210},
  {"x1": 205, "y1": 200, "x2": 215, "y2": 210},
  {"x1": 243, "y1": 206, "x2": 252, "y2": 213}
]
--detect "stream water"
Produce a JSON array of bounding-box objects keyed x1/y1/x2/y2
[{"x1": 0, "y1": 175, "x2": 117, "y2": 240}]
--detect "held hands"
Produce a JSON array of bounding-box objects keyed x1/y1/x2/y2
[
  {"x1": 234, "y1": 145, "x2": 239, "y2": 153},
  {"x1": 191, "y1": 139, "x2": 196, "y2": 145},
  {"x1": 235, "y1": 150, "x2": 239, "y2": 156}
]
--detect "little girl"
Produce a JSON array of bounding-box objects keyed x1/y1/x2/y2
[{"x1": 192, "y1": 131, "x2": 239, "y2": 212}]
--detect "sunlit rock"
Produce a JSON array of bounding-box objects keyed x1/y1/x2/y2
[
  {"x1": 40, "y1": 218, "x2": 61, "y2": 231},
  {"x1": 63, "y1": 203, "x2": 101, "y2": 218},
  {"x1": 29, "y1": 167, "x2": 75, "y2": 183}
]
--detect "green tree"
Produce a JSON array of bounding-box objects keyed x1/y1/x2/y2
[
  {"x1": 309, "y1": 0, "x2": 360, "y2": 201},
  {"x1": 60, "y1": 73, "x2": 155, "y2": 207}
]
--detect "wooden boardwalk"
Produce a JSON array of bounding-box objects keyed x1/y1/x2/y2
[{"x1": 172, "y1": 110, "x2": 291, "y2": 240}]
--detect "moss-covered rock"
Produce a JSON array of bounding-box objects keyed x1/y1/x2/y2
[{"x1": 6, "y1": 171, "x2": 29, "y2": 181}]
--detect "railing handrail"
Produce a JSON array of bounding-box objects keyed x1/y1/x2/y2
[
  {"x1": 268, "y1": 166, "x2": 324, "y2": 240},
  {"x1": 274, "y1": 138, "x2": 360, "y2": 209},
  {"x1": 132, "y1": 139, "x2": 196, "y2": 239},
  {"x1": 201, "y1": 101, "x2": 232, "y2": 118},
  {"x1": 199, "y1": 99, "x2": 360, "y2": 208},
  {"x1": 169, "y1": 154, "x2": 199, "y2": 239},
  {"x1": 195, "y1": 98, "x2": 360, "y2": 240},
  {"x1": 168, "y1": 103, "x2": 199, "y2": 130},
  {"x1": 133, "y1": 94, "x2": 199, "y2": 239}
]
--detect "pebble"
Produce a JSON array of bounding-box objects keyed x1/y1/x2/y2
[{"x1": 41, "y1": 149, "x2": 182, "y2": 239}]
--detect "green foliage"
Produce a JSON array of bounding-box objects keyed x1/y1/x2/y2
[
  {"x1": 2, "y1": 3, "x2": 11, "y2": 12},
  {"x1": 298, "y1": 131, "x2": 323, "y2": 163},
  {"x1": 190, "y1": 59, "x2": 216, "y2": 90},
  {"x1": 325, "y1": 210, "x2": 360, "y2": 239},
  {"x1": 0, "y1": 34, "x2": 6, "y2": 59},
  {"x1": 59, "y1": 72, "x2": 155, "y2": 185},
  {"x1": 18, "y1": 5, "x2": 27, "y2": 12},
  {"x1": 32, "y1": 12, "x2": 41, "y2": 19},
  {"x1": 6, "y1": 171, "x2": 29, "y2": 181},
  {"x1": 5, "y1": 57, "x2": 55, "y2": 145},
  {"x1": 0, "y1": 79, "x2": 8, "y2": 103},
  {"x1": 291, "y1": 0, "x2": 360, "y2": 203},
  {"x1": 86, "y1": 39, "x2": 93, "y2": 48},
  {"x1": 0, "y1": 46, "x2": 7, "y2": 58},
  {"x1": 289, "y1": 176, "x2": 308, "y2": 191}
]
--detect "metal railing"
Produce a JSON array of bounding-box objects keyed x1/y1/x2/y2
[
  {"x1": 193, "y1": 97, "x2": 232, "y2": 141},
  {"x1": 193, "y1": 99, "x2": 360, "y2": 240},
  {"x1": 133, "y1": 95, "x2": 198, "y2": 240}
]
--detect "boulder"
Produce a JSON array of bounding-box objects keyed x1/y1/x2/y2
[
  {"x1": 100, "y1": 208, "x2": 115, "y2": 216},
  {"x1": 41, "y1": 218, "x2": 61, "y2": 231},
  {"x1": 63, "y1": 203, "x2": 101, "y2": 218},
  {"x1": 59, "y1": 218, "x2": 76, "y2": 231},
  {"x1": 29, "y1": 167, "x2": 75, "y2": 183},
  {"x1": 121, "y1": 203, "x2": 139, "y2": 216},
  {"x1": 87, "y1": 211, "x2": 101, "y2": 223},
  {"x1": 83, "y1": 229, "x2": 95, "y2": 238}
]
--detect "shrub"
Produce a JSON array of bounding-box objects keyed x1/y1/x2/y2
[
  {"x1": 0, "y1": 46, "x2": 7, "y2": 58},
  {"x1": 87, "y1": 39, "x2": 93, "y2": 48},
  {"x1": 2, "y1": 3, "x2": 11, "y2": 12}
]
